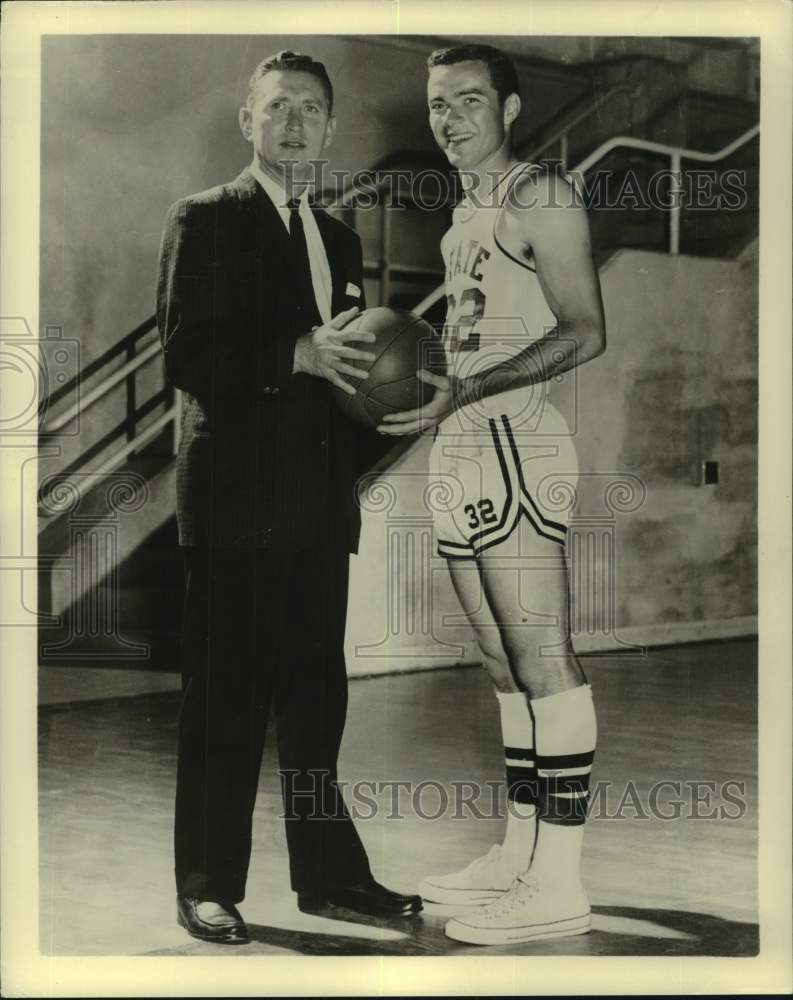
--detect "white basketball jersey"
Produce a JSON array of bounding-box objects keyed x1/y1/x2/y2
[
  {"x1": 439, "y1": 163, "x2": 559, "y2": 426},
  {"x1": 431, "y1": 163, "x2": 578, "y2": 553}
]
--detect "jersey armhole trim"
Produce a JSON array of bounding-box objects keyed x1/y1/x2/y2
[
  {"x1": 493, "y1": 228, "x2": 537, "y2": 273},
  {"x1": 493, "y1": 162, "x2": 539, "y2": 273}
]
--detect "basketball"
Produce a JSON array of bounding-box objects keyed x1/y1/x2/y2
[{"x1": 331, "y1": 307, "x2": 444, "y2": 429}]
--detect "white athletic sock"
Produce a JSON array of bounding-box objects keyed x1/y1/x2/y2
[
  {"x1": 495, "y1": 690, "x2": 537, "y2": 873},
  {"x1": 530, "y1": 684, "x2": 597, "y2": 888}
]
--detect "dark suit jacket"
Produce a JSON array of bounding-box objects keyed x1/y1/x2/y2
[{"x1": 157, "y1": 168, "x2": 375, "y2": 552}]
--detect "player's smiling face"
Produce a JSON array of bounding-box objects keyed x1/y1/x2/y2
[
  {"x1": 428, "y1": 60, "x2": 507, "y2": 170},
  {"x1": 240, "y1": 70, "x2": 335, "y2": 186}
]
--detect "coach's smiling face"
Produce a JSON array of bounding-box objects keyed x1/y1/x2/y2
[{"x1": 239, "y1": 70, "x2": 335, "y2": 189}]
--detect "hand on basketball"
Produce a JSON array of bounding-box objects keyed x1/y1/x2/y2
[
  {"x1": 292, "y1": 307, "x2": 377, "y2": 395},
  {"x1": 377, "y1": 370, "x2": 455, "y2": 435}
]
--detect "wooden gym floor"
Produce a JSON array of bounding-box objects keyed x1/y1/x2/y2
[{"x1": 38, "y1": 638, "x2": 758, "y2": 957}]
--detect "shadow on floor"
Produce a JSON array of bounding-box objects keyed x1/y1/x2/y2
[
  {"x1": 142, "y1": 904, "x2": 758, "y2": 957},
  {"x1": 588, "y1": 904, "x2": 758, "y2": 957}
]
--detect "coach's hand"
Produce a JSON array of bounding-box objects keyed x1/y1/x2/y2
[
  {"x1": 377, "y1": 370, "x2": 455, "y2": 435},
  {"x1": 292, "y1": 307, "x2": 377, "y2": 395}
]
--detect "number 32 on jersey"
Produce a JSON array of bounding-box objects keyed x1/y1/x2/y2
[{"x1": 444, "y1": 287, "x2": 485, "y2": 354}]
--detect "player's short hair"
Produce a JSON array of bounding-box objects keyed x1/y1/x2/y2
[
  {"x1": 246, "y1": 50, "x2": 334, "y2": 114},
  {"x1": 427, "y1": 44, "x2": 520, "y2": 106}
]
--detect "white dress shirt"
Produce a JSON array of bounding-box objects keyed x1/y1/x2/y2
[{"x1": 248, "y1": 160, "x2": 333, "y2": 325}]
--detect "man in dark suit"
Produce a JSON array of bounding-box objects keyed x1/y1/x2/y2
[{"x1": 157, "y1": 50, "x2": 421, "y2": 944}]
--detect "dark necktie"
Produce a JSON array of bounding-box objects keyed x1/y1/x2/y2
[{"x1": 287, "y1": 197, "x2": 322, "y2": 331}]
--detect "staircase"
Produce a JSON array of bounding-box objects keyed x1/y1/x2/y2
[{"x1": 37, "y1": 50, "x2": 759, "y2": 672}]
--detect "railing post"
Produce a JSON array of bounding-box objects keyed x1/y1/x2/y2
[
  {"x1": 126, "y1": 340, "x2": 137, "y2": 449},
  {"x1": 559, "y1": 132, "x2": 569, "y2": 173},
  {"x1": 174, "y1": 388, "x2": 182, "y2": 455},
  {"x1": 379, "y1": 201, "x2": 391, "y2": 307},
  {"x1": 669, "y1": 151, "x2": 682, "y2": 254}
]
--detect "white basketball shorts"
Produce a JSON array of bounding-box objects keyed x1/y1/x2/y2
[{"x1": 428, "y1": 388, "x2": 578, "y2": 559}]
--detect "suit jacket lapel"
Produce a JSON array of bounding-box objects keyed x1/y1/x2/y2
[
  {"x1": 231, "y1": 171, "x2": 354, "y2": 315},
  {"x1": 232, "y1": 168, "x2": 291, "y2": 251}
]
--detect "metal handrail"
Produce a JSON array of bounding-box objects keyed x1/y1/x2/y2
[
  {"x1": 518, "y1": 83, "x2": 638, "y2": 168},
  {"x1": 573, "y1": 123, "x2": 759, "y2": 175},
  {"x1": 44, "y1": 314, "x2": 158, "y2": 412},
  {"x1": 565, "y1": 123, "x2": 759, "y2": 257},
  {"x1": 90, "y1": 406, "x2": 179, "y2": 480},
  {"x1": 414, "y1": 122, "x2": 759, "y2": 315},
  {"x1": 43, "y1": 340, "x2": 162, "y2": 433}
]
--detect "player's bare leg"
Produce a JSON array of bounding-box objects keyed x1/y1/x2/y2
[
  {"x1": 419, "y1": 561, "x2": 535, "y2": 904},
  {"x1": 448, "y1": 559, "x2": 516, "y2": 694},
  {"x1": 444, "y1": 516, "x2": 596, "y2": 945}
]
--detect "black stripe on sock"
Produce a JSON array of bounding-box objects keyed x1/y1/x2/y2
[
  {"x1": 537, "y1": 774, "x2": 590, "y2": 796},
  {"x1": 536, "y1": 750, "x2": 595, "y2": 771},
  {"x1": 507, "y1": 775, "x2": 539, "y2": 805},
  {"x1": 504, "y1": 746, "x2": 534, "y2": 762},
  {"x1": 539, "y1": 808, "x2": 588, "y2": 827}
]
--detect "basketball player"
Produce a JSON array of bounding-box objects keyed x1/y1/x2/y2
[{"x1": 378, "y1": 44, "x2": 606, "y2": 945}]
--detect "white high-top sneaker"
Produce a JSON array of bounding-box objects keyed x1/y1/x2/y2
[
  {"x1": 444, "y1": 872, "x2": 590, "y2": 944},
  {"x1": 419, "y1": 844, "x2": 521, "y2": 906}
]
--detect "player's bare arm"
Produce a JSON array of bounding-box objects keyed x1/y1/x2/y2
[
  {"x1": 495, "y1": 169, "x2": 606, "y2": 375},
  {"x1": 378, "y1": 171, "x2": 605, "y2": 434},
  {"x1": 292, "y1": 306, "x2": 377, "y2": 394}
]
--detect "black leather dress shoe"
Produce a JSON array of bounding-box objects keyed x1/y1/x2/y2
[
  {"x1": 177, "y1": 895, "x2": 249, "y2": 944},
  {"x1": 297, "y1": 878, "x2": 422, "y2": 917}
]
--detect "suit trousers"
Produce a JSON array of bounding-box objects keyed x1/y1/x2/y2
[{"x1": 174, "y1": 538, "x2": 372, "y2": 903}]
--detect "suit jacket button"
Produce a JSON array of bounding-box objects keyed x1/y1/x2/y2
[
  {"x1": 272, "y1": 387, "x2": 280, "y2": 395},
  {"x1": 262, "y1": 387, "x2": 271, "y2": 395}
]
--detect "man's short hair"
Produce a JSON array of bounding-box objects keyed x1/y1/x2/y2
[
  {"x1": 427, "y1": 44, "x2": 520, "y2": 106},
  {"x1": 247, "y1": 50, "x2": 334, "y2": 114}
]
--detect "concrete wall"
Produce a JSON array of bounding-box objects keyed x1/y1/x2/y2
[{"x1": 346, "y1": 242, "x2": 758, "y2": 673}]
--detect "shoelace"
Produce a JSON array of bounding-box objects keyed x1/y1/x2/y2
[{"x1": 480, "y1": 873, "x2": 540, "y2": 918}]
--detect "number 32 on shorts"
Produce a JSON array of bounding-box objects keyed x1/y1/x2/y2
[{"x1": 464, "y1": 498, "x2": 497, "y2": 529}]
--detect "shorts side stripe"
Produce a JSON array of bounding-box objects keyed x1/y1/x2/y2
[
  {"x1": 523, "y1": 489, "x2": 567, "y2": 539},
  {"x1": 500, "y1": 415, "x2": 569, "y2": 538},
  {"x1": 439, "y1": 548, "x2": 476, "y2": 560},
  {"x1": 461, "y1": 420, "x2": 521, "y2": 549},
  {"x1": 519, "y1": 506, "x2": 567, "y2": 547},
  {"x1": 469, "y1": 514, "x2": 524, "y2": 555},
  {"x1": 469, "y1": 420, "x2": 565, "y2": 553},
  {"x1": 438, "y1": 538, "x2": 475, "y2": 558}
]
